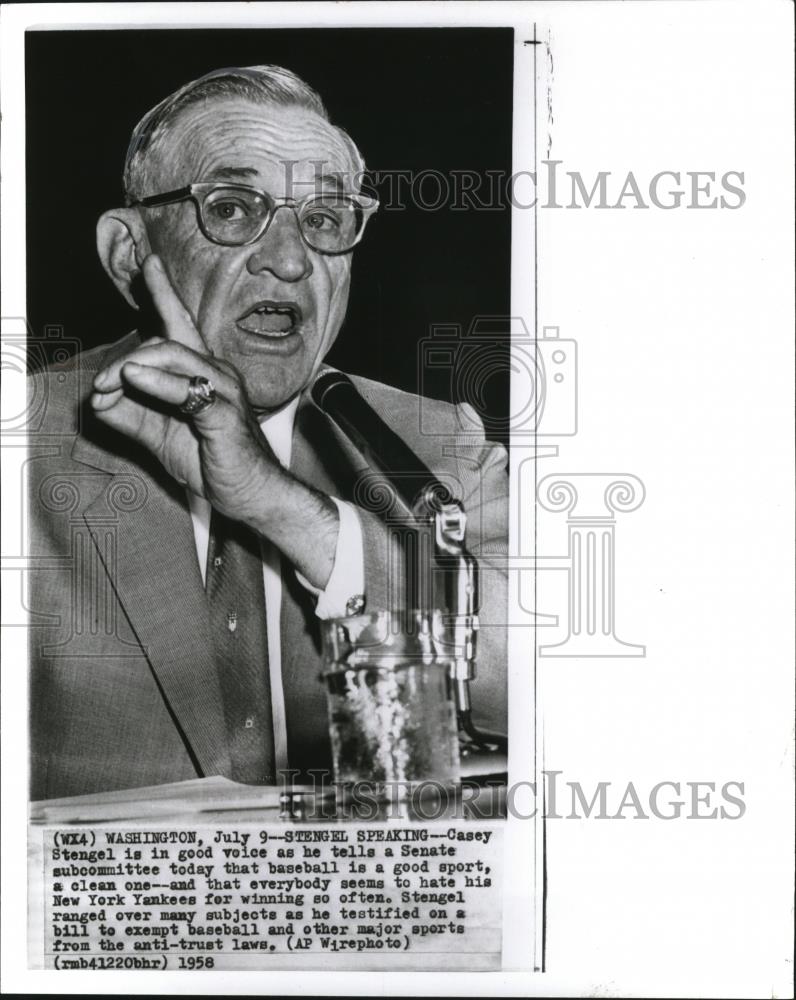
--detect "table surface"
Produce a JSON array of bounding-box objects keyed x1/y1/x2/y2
[{"x1": 30, "y1": 754, "x2": 508, "y2": 825}]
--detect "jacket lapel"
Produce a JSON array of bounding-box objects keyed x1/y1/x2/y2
[{"x1": 73, "y1": 428, "x2": 232, "y2": 779}]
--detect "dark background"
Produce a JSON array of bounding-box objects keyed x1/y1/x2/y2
[{"x1": 26, "y1": 28, "x2": 513, "y2": 438}]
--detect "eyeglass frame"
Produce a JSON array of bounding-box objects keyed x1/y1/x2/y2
[{"x1": 131, "y1": 181, "x2": 379, "y2": 255}]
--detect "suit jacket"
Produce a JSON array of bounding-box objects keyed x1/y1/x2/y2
[{"x1": 28, "y1": 332, "x2": 508, "y2": 800}]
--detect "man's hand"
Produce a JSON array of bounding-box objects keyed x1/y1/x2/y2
[
  {"x1": 92, "y1": 255, "x2": 279, "y2": 521},
  {"x1": 91, "y1": 254, "x2": 338, "y2": 588}
]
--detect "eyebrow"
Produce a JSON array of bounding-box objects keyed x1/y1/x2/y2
[
  {"x1": 314, "y1": 173, "x2": 346, "y2": 193},
  {"x1": 204, "y1": 165, "x2": 260, "y2": 180},
  {"x1": 202, "y1": 167, "x2": 353, "y2": 194}
]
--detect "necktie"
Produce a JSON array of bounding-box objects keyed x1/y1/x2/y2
[{"x1": 205, "y1": 510, "x2": 275, "y2": 784}]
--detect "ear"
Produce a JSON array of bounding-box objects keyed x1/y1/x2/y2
[{"x1": 96, "y1": 208, "x2": 151, "y2": 309}]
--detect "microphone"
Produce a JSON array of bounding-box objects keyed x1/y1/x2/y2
[{"x1": 311, "y1": 370, "x2": 453, "y2": 514}]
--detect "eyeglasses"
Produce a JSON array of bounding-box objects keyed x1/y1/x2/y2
[{"x1": 132, "y1": 182, "x2": 379, "y2": 255}]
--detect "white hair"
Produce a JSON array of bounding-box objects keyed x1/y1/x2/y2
[{"x1": 123, "y1": 64, "x2": 365, "y2": 203}]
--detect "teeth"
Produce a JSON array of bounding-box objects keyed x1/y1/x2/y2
[{"x1": 238, "y1": 304, "x2": 296, "y2": 337}]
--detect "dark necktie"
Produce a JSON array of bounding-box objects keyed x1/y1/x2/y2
[{"x1": 205, "y1": 510, "x2": 275, "y2": 784}]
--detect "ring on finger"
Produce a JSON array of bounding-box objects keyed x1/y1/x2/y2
[{"x1": 179, "y1": 375, "x2": 217, "y2": 416}]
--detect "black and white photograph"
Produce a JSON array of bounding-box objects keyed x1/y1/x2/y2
[
  {"x1": 1, "y1": 1, "x2": 793, "y2": 996},
  {"x1": 24, "y1": 27, "x2": 514, "y2": 803}
]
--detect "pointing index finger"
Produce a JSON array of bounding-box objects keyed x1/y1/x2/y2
[{"x1": 142, "y1": 254, "x2": 208, "y2": 354}]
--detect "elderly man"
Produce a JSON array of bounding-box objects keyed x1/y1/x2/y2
[{"x1": 28, "y1": 65, "x2": 508, "y2": 800}]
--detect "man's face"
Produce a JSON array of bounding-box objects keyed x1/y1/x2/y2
[{"x1": 142, "y1": 99, "x2": 358, "y2": 410}]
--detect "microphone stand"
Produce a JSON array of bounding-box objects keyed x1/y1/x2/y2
[
  {"x1": 312, "y1": 371, "x2": 506, "y2": 753},
  {"x1": 415, "y1": 487, "x2": 507, "y2": 754}
]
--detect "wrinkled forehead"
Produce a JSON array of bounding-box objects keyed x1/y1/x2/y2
[{"x1": 151, "y1": 98, "x2": 361, "y2": 195}]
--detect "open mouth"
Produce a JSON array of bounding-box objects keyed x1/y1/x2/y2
[{"x1": 236, "y1": 300, "x2": 302, "y2": 338}]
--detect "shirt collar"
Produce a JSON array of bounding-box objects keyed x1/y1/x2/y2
[{"x1": 257, "y1": 395, "x2": 300, "y2": 469}]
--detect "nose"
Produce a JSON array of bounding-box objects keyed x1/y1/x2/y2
[{"x1": 246, "y1": 206, "x2": 313, "y2": 282}]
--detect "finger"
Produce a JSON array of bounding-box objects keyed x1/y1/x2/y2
[
  {"x1": 94, "y1": 340, "x2": 239, "y2": 399},
  {"x1": 91, "y1": 371, "x2": 204, "y2": 494},
  {"x1": 92, "y1": 335, "x2": 164, "y2": 393},
  {"x1": 120, "y1": 361, "x2": 208, "y2": 409},
  {"x1": 120, "y1": 362, "x2": 232, "y2": 433},
  {"x1": 90, "y1": 387, "x2": 125, "y2": 411},
  {"x1": 90, "y1": 384, "x2": 182, "y2": 466},
  {"x1": 141, "y1": 254, "x2": 207, "y2": 353},
  {"x1": 91, "y1": 386, "x2": 165, "y2": 456}
]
